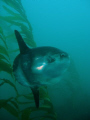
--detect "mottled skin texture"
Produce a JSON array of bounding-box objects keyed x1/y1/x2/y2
[{"x1": 13, "y1": 30, "x2": 70, "y2": 108}]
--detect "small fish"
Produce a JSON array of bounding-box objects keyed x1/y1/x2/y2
[{"x1": 13, "y1": 30, "x2": 70, "y2": 108}]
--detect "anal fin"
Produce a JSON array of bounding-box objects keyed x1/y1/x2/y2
[{"x1": 31, "y1": 86, "x2": 39, "y2": 108}]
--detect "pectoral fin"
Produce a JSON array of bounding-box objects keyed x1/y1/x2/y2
[{"x1": 31, "y1": 86, "x2": 39, "y2": 108}]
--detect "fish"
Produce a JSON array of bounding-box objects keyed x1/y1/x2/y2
[{"x1": 13, "y1": 30, "x2": 70, "y2": 108}]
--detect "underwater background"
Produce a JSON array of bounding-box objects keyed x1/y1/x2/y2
[{"x1": 0, "y1": 0, "x2": 90, "y2": 120}]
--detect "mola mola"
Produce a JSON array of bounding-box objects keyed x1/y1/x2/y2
[{"x1": 13, "y1": 30, "x2": 70, "y2": 108}]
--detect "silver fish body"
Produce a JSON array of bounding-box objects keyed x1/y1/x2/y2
[{"x1": 13, "y1": 30, "x2": 70, "y2": 108}]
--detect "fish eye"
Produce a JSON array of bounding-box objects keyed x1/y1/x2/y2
[
  {"x1": 60, "y1": 53, "x2": 66, "y2": 58},
  {"x1": 47, "y1": 56, "x2": 55, "y2": 63}
]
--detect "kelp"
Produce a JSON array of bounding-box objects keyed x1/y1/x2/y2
[
  {"x1": 0, "y1": 78, "x2": 18, "y2": 94},
  {"x1": 1, "y1": 0, "x2": 36, "y2": 48},
  {"x1": 0, "y1": 0, "x2": 57, "y2": 120},
  {"x1": 0, "y1": 97, "x2": 18, "y2": 116}
]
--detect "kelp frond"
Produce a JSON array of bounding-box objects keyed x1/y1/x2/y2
[
  {"x1": 0, "y1": 0, "x2": 57, "y2": 120},
  {"x1": 1, "y1": 0, "x2": 36, "y2": 48}
]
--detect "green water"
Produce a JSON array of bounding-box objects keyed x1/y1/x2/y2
[{"x1": 0, "y1": 0, "x2": 90, "y2": 120}]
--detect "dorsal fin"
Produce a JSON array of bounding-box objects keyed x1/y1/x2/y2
[{"x1": 14, "y1": 30, "x2": 29, "y2": 54}]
